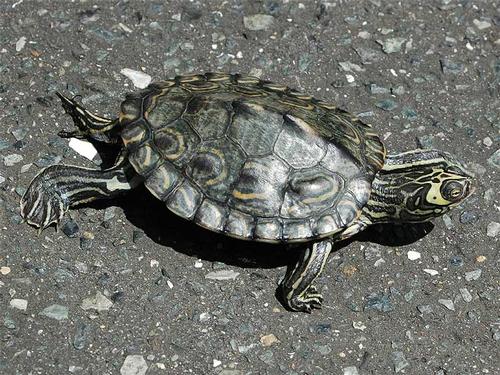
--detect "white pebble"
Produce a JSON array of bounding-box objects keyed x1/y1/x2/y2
[
  {"x1": 473, "y1": 19, "x2": 491, "y2": 30},
  {"x1": 352, "y1": 321, "x2": 366, "y2": 331},
  {"x1": 68, "y1": 138, "x2": 98, "y2": 160},
  {"x1": 438, "y1": 298, "x2": 455, "y2": 311},
  {"x1": 343, "y1": 366, "x2": 359, "y2": 375},
  {"x1": 81, "y1": 291, "x2": 113, "y2": 312},
  {"x1": 483, "y1": 137, "x2": 493, "y2": 147},
  {"x1": 423, "y1": 268, "x2": 439, "y2": 276},
  {"x1": 213, "y1": 359, "x2": 221, "y2": 368},
  {"x1": 10, "y1": 298, "x2": 28, "y2": 311},
  {"x1": 407, "y1": 250, "x2": 421, "y2": 260},
  {"x1": 0, "y1": 266, "x2": 11, "y2": 275},
  {"x1": 205, "y1": 269, "x2": 240, "y2": 280},
  {"x1": 120, "y1": 355, "x2": 148, "y2": 375},
  {"x1": 346, "y1": 74, "x2": 355, "y2": 83},
  {"x1": 120, "y1": 68, "x2": 152, "y2": 89},
  {"x1": 194, "y1": 260, "x2": 203, "y2": 268},
  {"x1": 15, "y1": 36, "x2": 27, "y2": 52},
  {"x1": 486, "y1": 222, "x2": 500, "y2": 237}
]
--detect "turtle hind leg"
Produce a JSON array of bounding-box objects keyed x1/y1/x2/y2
[
  {"x1": 55, "y1": 92, "x2": 118, "y2": 143},
  {"x1": 280, "y1": 240, "x2": 332, "y2": 313},
  {"x1": 20, "y1": 160, "x2": 140, "y2": 231}
]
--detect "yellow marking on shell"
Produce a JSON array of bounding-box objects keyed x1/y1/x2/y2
[
  {"x1": 232, "y1": 190, "x2": 268, "y2": 201},
  {"x1": 236, "y1": 76, "x2": 260, "y2": 84},
  {"x1": 301, "y1": 188, "x2": 337, "y2": 205},
  {"x1": 160, "y1": 127, "x2": 186, "y2": 160},
  {"x1": 119, "y1": 111, "x2": 138, "y2": 123},
  {"x1": 143, "y1": 93, "x2": 159, "y2": 120},
  {"x1": 285, "y1": 114, "x2": 318, "y2": 136},
  {"x1": 156, "y1": 80, "x2": 176, "y2": 88},
  {"x1": 139, "y1": 145, "x2": 153, "y2": 169},
  {"x1": 178, "y1": 74, "x2": 203, "y2": 83},
  {"x1": 316, "y1": 101, "x2": 336, "y2": 110},
  {"x1": 262, "y1": 83, "x2": 288, "y2": 92},
  {"x1": 278, "y1": 98, "x2": 315, "y2": 110},
  {"x1": 122, "y1": 129, "x2": 146, "y2": 146},
  {"x1": 234, "y1": 86, "x2": 266, "y2": 97},
  {"x1": 183, "y1": 81, "x2": 220, "y2": 92},
  {"x1": 204, "y1": 148, "x2": 227, "y2": 186}
]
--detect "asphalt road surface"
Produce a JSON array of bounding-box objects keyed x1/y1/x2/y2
[{"x1": 0, "y1": 1, "x2": 498, "y2": 374}]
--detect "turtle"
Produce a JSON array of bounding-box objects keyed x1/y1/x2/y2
[{"x1": 20, "y1": 72, "x2": 474, "y2": 312}]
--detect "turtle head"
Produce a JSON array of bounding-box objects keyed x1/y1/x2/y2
[{"x1": 365, "y1": 149, "x2": 474, "y2": 223}]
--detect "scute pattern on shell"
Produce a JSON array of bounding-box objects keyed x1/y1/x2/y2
[{"x1": 118, "y1": 73, "x2": 386, "y2": 242}]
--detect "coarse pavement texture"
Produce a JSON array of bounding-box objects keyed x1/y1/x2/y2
[{"x1": 0, "y1": 1, "x2": 499, "y2": 374}]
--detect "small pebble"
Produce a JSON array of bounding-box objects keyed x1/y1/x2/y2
[
  {"x1": 442, "y1": 214, "x2": 454, "y2": 230},
  {"x1": 15, "y1": 36, "x2": 27, "y2": 52},
  {"x1": 473, "y1": 19, "x2": 491, "y2": 30},
  {"x1": 343, "y1": 366, "x2": 359, "y2": 375},
  {"x1": 10, "y1": 298, "x2": 28, "y2": 311},
  {"x1": 0, "y1": 266, "x2": 11, "y2": 275},
  {"x1": 80, "y1": 233, "x2": 94, "y2": 250},
  {"x1": 62, "y1": 220, "x2": 80, "y2": 238},
  {"x1": 464, "y1": 269, "x2": 482, "y2": 281},
  {"x1": 243, "y1": 14, "x2": 274, "y2": 31},
  {"x1": 407, "y1": 250, "x2": 421, "y2": 260},
  {"x1": 486, "y1": 222, "x2": 500, "y2": 237},
  {"x1": 376, "y1": 99, "x2": 398, "y2": 111},
  {"x1": 459, "y1": 288, "x2": 473, "y2": 303},
  {"x1": 68, "y1": 138, "x2": 98, "y2": 160},
  {"x1": 260, "y1": 333, "x2": 279, "y2": 347},
  {"x1": 3, "y1": 154, "x2": 23, "y2": 166},
  {"x1": 438, "y1": 299, "x2": 455, "y2": 311},
  {"x1": 483, "y1": 137, "x2": 493, "y2": 147},
  {"x1": 391, "y1": 351, "x2": 409, "y2": 372},
  {"x1": 81, "y1": 291, "x2": 113, "y2": 312},
  {"x1": 205, "y1": 269, "x2": 240, "y2": 280},
  {"x1": 194, "y1": 260, "x2": 203, "y2": 268},
  {"x1": 476, "y1": 255, "x2": 486, "y2": 263},
  {"x1": 377, "y1": 37, "x2": 406, "y2": 53},
  {"x1": 440, "y1": 59, "x2": 465, "y2": 75},
  {"x1": 423, "y1": 268, "x2": 439, "y2": 276},
  {"x1": 487, "y1": 149, "x2": 500, "y2": 169},
  {"x1": 12, "y1": 128, "x2": 28, "y2": 141},
  {"x1": 40, "y1": 304, "x2": 69, "y2": 320},
  {"x1": 352, "y1": 321, "x2": 366, "y2": 331},
  {"x1": 213, "y1": 359, "x2": 221, "y2": 368},
  {"x1": 120, "y1": 355, "x2": 148, "y2": 375},
  {"x1": 120, "y1": 68, "x2": 152, "y2": 89},
  {"x1": 417, "y1": 305, "x2": 433, "y2": 314},
  {"x1": 459, "y1": 211, "x2": 477, "y2": 224}
]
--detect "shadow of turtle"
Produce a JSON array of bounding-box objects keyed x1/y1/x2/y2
[{"x1": 90, "y1": 185, "x2": 434, "y2": 271}]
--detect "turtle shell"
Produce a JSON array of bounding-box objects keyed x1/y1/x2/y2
[{"x1": 118, "y1": 73, "x2": 386, "y2": 243}]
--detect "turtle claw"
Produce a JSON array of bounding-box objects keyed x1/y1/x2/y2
[{"x1": 286, "y1": 285, "x2": 324, "y2": 313}]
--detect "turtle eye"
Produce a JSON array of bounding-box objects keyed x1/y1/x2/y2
[{"x1": 441, "y1": 180, "x2": 464, "y2": 202}]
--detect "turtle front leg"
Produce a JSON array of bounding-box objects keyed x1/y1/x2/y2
[
  {"x1": 55, "y1": 92, "x2": 118, "y2": 143},
  {"x1": 280, "y1": 240, "x2": 332, "y2": 313},
  {"x1": 20, "y1": 161, "x2": 140, "y2": 231}
]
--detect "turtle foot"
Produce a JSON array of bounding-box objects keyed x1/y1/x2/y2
[
  {"x1": 285, "y1": 285, "x2": 324, "y2": 313},
  {"x1": 20, "y1": 168, "x2": 68, "y2": 231}
]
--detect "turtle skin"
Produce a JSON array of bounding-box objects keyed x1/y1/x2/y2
[{"x1": 117, "y1": 73, "x2": 386, "y2": 243}]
